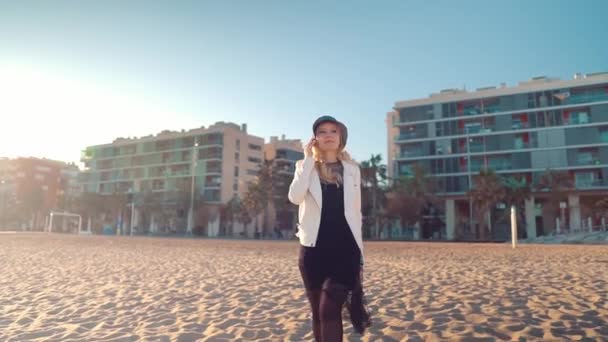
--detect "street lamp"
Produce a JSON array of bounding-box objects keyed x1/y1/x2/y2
[
  {"x1": 465, "y1": 127, "x2": 474, "y2": 237},
  {"x1": 187, "y1": 138, "x2": 199, "y2": 235},
  {"x1": 128, "y1": 187, "x2": 136, "y2": 236}
]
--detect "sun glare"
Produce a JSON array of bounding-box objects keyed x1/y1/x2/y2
[{"x1": 0, "y1": 64, "x2": 180, "y2": 163}]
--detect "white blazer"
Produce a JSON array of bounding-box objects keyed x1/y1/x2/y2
[{"x1": 288, "y1": 156, "x2": 364, "y2": 262}]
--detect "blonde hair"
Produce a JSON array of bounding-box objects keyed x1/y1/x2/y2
[{"x1": 312, "y1": 146, "x2": 354, "y2": 184}]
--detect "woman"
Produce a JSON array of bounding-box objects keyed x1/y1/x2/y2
[{"x1": 288, "y1": 115, "x2": 366, "y2": 341}]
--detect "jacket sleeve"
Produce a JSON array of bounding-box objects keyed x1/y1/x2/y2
[{"x1": 288, "y1": 156, "x2": 315, "y2": 205}]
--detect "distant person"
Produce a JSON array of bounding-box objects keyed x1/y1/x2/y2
[{"x1": 288, "y1": 115, "x2": 370, "y2": 341}]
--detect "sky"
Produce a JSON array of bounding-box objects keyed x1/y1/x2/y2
[{"x1": 1, "y1": 0, "x2": 607, "y2": 166}]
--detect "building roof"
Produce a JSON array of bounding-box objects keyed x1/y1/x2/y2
[{"x1": 394, "y1": 72, "x2": 608, "y2": 109}]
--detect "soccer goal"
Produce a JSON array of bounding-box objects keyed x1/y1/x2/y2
[{"x1": 47, "y1": 211, "x2": 87, "y2": 234}]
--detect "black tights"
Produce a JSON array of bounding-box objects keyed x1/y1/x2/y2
[{"x1": 305, "y1": 279, "x2": 349, "y2": 342}]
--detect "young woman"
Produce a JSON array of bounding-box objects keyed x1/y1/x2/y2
[{"x1": 288, "y1": 115, "x2": 366, "y2": 341}]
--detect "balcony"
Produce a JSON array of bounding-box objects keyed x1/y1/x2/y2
[
  {"x1": 564, "y1": 93, "x2": 608, "y2": 105},
  {"x1": 564, "y1": 111, "x2": 590, "y2": 125},
  {"x1": 202, "y1": 189, "x2": 221, "y2": 202},
  {"x1": 204, "y1": 175, "x2": 222, "y2": 188},
  {"x1": 468, "y1": 144, "x2": 485, "y2": 153},
  {"x1": 574, "y1": 158, "x2": 602, "y2": 167},
  {"x1": 394, "y1": 132, "x2": 425, "y2": 141},
  {"x1": 399, "y1": 150, "x2": 425, "y2": 158},
  {"x1": 575, "y1": 179, "x2": 608, "y2": 189}
]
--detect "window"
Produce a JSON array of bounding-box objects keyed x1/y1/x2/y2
[
  {"x1": 248, "y1": 143, "x2": 262, "y2": 151},
  {"x1": 203, "y1": 189, "x2": 221, "y2": 202},
  {"x1": 575, "y1": 172, "x2": 596, "y2": 188},
  {"x1": 399, "y1": 163, "x2": 412, "y2": 176},
  {"x1": 236, "y1": 139, "x2": 240, "y2": 149},
  {"x1": 248, "y1": 157, "x2": 262, "y2": 163},
  {"x1": 600, "y1": 128, "x2": 608, "y2": 143},
  {"x1": 576, "y1": 149, "x2": 598, "y2": 165},
  {"x1": 235, "y1": 152, "x2": 240, "y2": 162},
  {"x1": 514, "y1": 136, "x2": 524, "y2": 149},
  {"x1": 234, "y1": 166, "x2": 239, "y2": 177},
  {"x1": 247, "y1": 169, "x2": 258, "y2": 176},
  {"x1": 152, "y1": 179, "x2": 164, "y2": 190},
  {"x1": 36, "y1": 166, "x2": 51, "y2": 173}
]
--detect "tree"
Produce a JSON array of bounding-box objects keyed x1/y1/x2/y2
[
  {"x1": 20, "y1": 186, "x2": 45, "y2": 230},
  {"x1": 594, "y1": 198, "x2": 608, "y2": 227},
  {"x1": 75, "y1": 192, "x2": 107, "y2": 234},
  {"x1": 269, "y1": 161, "x2": 295, "y2": 231},
  {"x1": 501, "y1": 174, "x2": 531, "y2": 238},
  {"x1": 243, "y1": 181, "x2": 269, "y2": 237},
  {"x1": 535, "y1": 169, "x2": 574, "y2": 232},
  {"x1": 360, "y1": 154, "x2": 388, "y2": 238},
  {"x1": 237, "y1": 196, "x2": 253, "y2": 237},
  {"x1": 221, "y1": 196, "x2": 243, "y2": 237},
  {"x1": 385, "y1": 165, "x2": 436, "y2": 238},
  {"x1": 106, "y1": 192, "x2": 128, "y2": 232},
  {"x1": 137, "y1": 191, "x2": 165, "y2": 234},
  {"x1": 468, "y1": 169, "x2": 506, "y2": 240}
]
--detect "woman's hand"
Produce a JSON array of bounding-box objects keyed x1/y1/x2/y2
[{"x1": 304, "y1": 136, "x2": 316, "y2": 158}]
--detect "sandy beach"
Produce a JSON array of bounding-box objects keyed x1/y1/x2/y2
[{"x1": 1, "y1": 233, "x2": 607, "y2": 341}]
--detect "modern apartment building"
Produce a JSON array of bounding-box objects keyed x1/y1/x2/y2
[
  {"x1": 80, "y1": 122, "x2": 265, "y2": 235},
  {"x1": 263, "y1": 135, "x2": 304, "y2": 235},
  {"x1": 0, "y1": 157, "x2": 80, "y2": 230},
  {"x1": 387, "y1": 72, "x2": 608, "y2": 240}
]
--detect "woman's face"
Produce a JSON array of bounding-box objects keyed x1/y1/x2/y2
[{"x1": 315, "y1": 122, "x2": 341, "y2": 152}]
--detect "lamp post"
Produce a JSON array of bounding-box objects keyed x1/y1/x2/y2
[
  {"x1": 187, "y1": 138, "x2": 199, "y2": 235},
  {"x1": 466, "y1": 127, "x2": 474, "y2": 237},
  {"x1": 128, "y1": 188, "x2": 135, "y2": 236}
]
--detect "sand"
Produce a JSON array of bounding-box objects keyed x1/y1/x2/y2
[{"x1": 1, "y1": 233, "x2": 607, "y2": 341}]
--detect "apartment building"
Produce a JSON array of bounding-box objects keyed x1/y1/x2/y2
[
  {"x1": 0, "y1": 157, "x2": 80, "y2": 230},
  {"x1": 263, "y1": 135, "x2": 304, "y2": 236},
  {"x1": 387, "y1": 72, "x2": 608, "y2": 240},
  {"x1": 80, "y1": 122, "x2": 265, "y2": 235}
]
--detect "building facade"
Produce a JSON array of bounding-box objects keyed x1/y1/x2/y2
[
  {"x1": 387, "y1": 72, "x2": 608, "y2": 240},
  {"x1": 263, "y1": 135, "x2": 304, "y2": 236},
  {"x1": 80, "y1": 122, "x2": 265, "y2": 235},
  {"x1": 0, "y1": 157, "x2": 80, "y2": 230}
]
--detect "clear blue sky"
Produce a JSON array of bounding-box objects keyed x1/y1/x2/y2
[{"x1": 1, "y1": 0, "x2": 607, "y2": 165}]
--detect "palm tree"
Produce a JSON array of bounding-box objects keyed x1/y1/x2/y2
[
  {"x1": 535, "y1": 169, "x2": 573, "y2": 232},
  {"x1": 385, "y1": 165, "x2": 435, "y2": 239},
  {"x1": 269, "y1": 162, "x2": 295, "y2": 231},
  {"x1": 502, "y1": 174, "x2": 531, "y2": 238},
  {"x1": 360, "y1": 154, "x2": 387, "y2": 238},
  {"x1": 594, "y1": 198, "x2": 608, "y2": 230},
  {"x1": 75, "y1": 192, "x2": 106, "y2": 234},
  {"x1": 20, "y1": 186, "x2": 44, "y2": 230},
  {"x1": 385, "y1": 184, "x2": 423, "y2": 235},
  {"x1": 243, "y1": 181, "x2": 269, "y2": 238},
  {"x1": 106, "y1": 192, "x2": 128, "y2": 233},
  {"x1": 138, "y1": 191, "x2": 163, "y2": 234},
  {"x1": 469, "y1": 169, "x2": 506, "y2": 240},
  {"x1": 222, "y1": 195, "x2": 243, "y2": 237}
]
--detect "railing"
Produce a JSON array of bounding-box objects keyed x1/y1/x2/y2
[
  {"x1": 394, "y1": 132, "x2": 426, "y2": 141},
  {"x1": 575, "y1": 179, "x2": 608, "y2": 188},
  {"x1": 399, "y1": 150, "x2": 424, "y2": 158},
  {"x1": 564, "y1": 93, "x2": 608, "y2": 105}
]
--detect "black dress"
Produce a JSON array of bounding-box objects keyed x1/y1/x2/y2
[{"x1": 298, "y1": 164, "x2": 361, "y2": 291}]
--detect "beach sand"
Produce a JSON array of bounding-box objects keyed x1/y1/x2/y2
[{"x1": 1, "y1": 233, "x2": 607, "y2": 341}]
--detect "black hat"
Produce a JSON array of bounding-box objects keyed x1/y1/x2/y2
[{"x1": 312, "y1": 115, "x2": 348, "y2": 148}]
